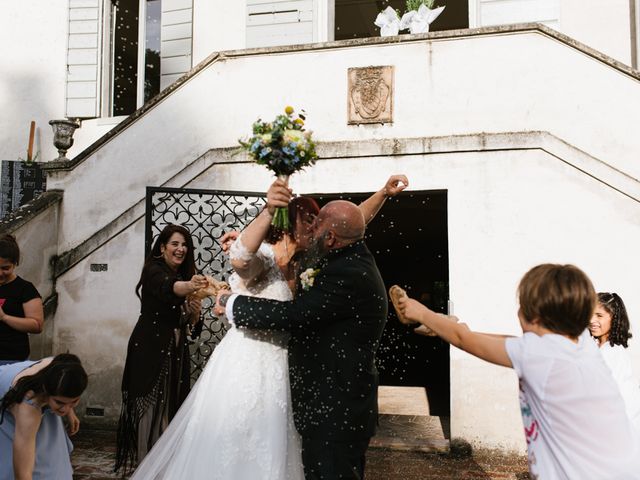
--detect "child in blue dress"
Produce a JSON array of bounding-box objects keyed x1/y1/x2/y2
[{"x1": 0, "y1": 353, "x2": 88, "y2": 480}]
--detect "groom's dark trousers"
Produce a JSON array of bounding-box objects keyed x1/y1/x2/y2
[
  {"x1": 301, "y1": 437, "x2": 369, "y2": 479},
  {"x1": 232, "y1": 240, "x2": 388, "y2": 479}
]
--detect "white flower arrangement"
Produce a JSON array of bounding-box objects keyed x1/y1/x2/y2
[
  {"x1": 375, "y1": 1, "x2": 445, "y2": 37},
  {"x1": 299, "y1": 268, "x2": 320, "y2": 291}
]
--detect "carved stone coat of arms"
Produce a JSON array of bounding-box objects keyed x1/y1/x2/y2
[{"x1": 348, "y1": 66, "x2": 394, "y2": 124}]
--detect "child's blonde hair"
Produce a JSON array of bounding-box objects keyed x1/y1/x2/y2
[{"x1": 518, "y1": 264, "x2": 595, "y2": 337}]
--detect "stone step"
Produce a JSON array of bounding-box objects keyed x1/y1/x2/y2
[{"x1": 372, "y1": 386, "x2": 449, "y2": 453}]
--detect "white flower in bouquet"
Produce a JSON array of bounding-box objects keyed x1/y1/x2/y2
[
  {"x1": 283, "y1": 129, "x2": 304, "y2": 144},
  {"x1": 260, "y1": 133, "x2": 272, "y2": 144}
]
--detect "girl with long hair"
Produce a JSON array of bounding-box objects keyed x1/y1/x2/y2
[
  {"x1": 589, "y1": 292, "x2": 640, "y2": 432},
  {"x1": 0, "y1": 353, "x2": 88, "y2": 479}
]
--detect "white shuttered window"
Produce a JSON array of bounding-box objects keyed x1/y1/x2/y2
[
  {"x1": 161, "y1": 0, "x2": 194, "y2": 90},
  {"x1": 66, "y1": 0, "x2": 101, "y2": 118},
  {"x1": 247, "y1": 0, "x2": 315, "y2": 48}
]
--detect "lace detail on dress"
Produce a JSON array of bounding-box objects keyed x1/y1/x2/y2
[
  {"x1": 229, "y1": 233, "x2": 257, "y2": 262},
  {"x1": 229, "y1": 241, "x2": 293, "y2": 347},
  {"x1": 229, "y1": 241, "x2": 293, "y2": 302}
]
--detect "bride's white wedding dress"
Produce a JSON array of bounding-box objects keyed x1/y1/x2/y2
[{"x1": 130, "y1": 238, "x2": 304, "y2": 479}]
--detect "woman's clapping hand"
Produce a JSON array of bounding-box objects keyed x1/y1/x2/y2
[{"x1": 189, "y1": 275, "x2": 208, "y2": 293}]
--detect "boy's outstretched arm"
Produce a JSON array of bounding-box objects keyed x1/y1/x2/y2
[{"x1": 397, "y1": 296, "x2": 513, "y2": 368}]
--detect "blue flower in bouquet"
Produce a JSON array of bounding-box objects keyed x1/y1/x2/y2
[{"x1": 239, "y1": 106, "x2": 318, "y2": 230}]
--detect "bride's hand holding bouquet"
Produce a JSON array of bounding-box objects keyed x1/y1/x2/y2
[
  {"x1": 266, "y1": 177, "x2": 293, "y2": 216},
  {"x1": 239, "y1": 106, "x2": 318, "y2": 230}
]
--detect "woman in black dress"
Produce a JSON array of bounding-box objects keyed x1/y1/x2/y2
[
  {"x1": 0, "y1": 234, "x2": 43, "y2": 366},
  {"x1": 115, "y1": 224, "x2": 206, "y2": 474}
]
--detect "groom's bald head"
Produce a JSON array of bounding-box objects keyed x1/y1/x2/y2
[{"x1": 314, "y1": 200, "x2": 365, "y2": 250}]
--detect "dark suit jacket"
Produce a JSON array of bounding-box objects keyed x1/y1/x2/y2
[{"x1": 232, "y1": 240, "x2": 388, "y2": 441}]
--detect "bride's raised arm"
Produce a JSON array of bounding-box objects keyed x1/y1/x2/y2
[
  {"x1": 228, "y1": 178, "x2": 291, "y2": 280},
  {"x1": 359, "y1": 174, "x2": 408, "y2": 224}
]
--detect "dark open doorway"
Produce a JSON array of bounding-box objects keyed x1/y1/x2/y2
[
  {"x1": 335, "y1": 0, "x2": 469, "y2": 41},
  {"x1": 314, "y1": 190, "x2": 450, "y2": 425}
]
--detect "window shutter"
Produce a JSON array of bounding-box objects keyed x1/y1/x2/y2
[
  {"x1": 161, "y1": 0, "x2": 194, "y2": 90},
  {"x1": 246, "y1": 0, "x2": 314, "y2": 48},
  {"x1": 66, "y1": 0, "x2": 101, "y2": 118}
]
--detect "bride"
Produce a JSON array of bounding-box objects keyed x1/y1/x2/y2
[{"x1": 128, "y1": 175, "x2": 407, "y2": 479}]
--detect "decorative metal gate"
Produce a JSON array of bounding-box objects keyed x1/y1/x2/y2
[{"x1": 145, "y1": 186, "x2": 266, "y2": 382}]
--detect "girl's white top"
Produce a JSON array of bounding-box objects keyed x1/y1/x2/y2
[
  {"x1": 599, "y1": 342, "x2": 640, "y2": 433},
  {"x1": 506, "y1": 330, "x2": 640, "y2": 480}
]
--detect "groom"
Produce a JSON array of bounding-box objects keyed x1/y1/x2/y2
[{"x1": 216, "y1": 197, "x2": 388, "y2": 479}]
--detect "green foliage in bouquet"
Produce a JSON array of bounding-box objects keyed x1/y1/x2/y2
[
  {"x1": 406, "y1": 0, "x2": 435, "y2": 10},
  {"x1": 239, "y1": 106, "x2": 318, "y2": 230}
]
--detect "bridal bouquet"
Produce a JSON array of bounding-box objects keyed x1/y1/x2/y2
[{"x1": 239, "y1": 106, "x2": 318, "y2": 230}]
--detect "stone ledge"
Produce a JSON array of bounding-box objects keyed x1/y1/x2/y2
[{"x1": 0, "y1": 190, "x2": 63, "y2": 234}]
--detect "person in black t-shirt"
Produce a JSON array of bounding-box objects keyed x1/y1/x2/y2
[{"x1": 0, "y1": 234, "x2": 43, "y2": 365}]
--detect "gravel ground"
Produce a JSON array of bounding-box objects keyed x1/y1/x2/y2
[{"x1": 71, "y1": 429, "x2": 530, "y2": 480}]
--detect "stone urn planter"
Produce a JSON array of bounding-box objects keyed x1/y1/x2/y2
[{"x1": 49, "y1": 119, "x2": 81, "y2": 162}]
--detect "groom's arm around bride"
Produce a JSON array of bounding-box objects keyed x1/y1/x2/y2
[{"x1": 217, "y1": 200, "x2": 388, "y2": 480}]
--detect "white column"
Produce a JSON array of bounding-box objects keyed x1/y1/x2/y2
[
  {"x1": 314, "y1": 0, "x2": 335, "y2": 42},
  {"x1": 468, "y1": 0, "x2": 480, "y2": 28}
]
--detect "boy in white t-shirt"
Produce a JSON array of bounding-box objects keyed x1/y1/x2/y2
[{"x1": 394, "y1": 263, "x2": 640, "y2": 479}]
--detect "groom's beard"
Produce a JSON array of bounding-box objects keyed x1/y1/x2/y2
[{"x1": 295, "y1": 233, "x2": 329, "y2": 273}]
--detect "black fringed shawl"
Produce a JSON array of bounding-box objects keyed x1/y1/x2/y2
[{"x1": 114, "y1": 260, "x2": 192, "y2": 475}]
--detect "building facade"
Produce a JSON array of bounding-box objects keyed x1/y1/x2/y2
[{"x1": 1, "y1": 0, "x2": 640, "y2": 452}]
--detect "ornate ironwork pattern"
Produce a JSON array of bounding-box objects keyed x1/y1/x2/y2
[{"x1": 145, "y1": 187, "x2": 266, "y2": 382}]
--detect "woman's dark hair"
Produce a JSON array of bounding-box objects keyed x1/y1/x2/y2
[
  {"x1": 0, "y1": 234, "x2": 20, "y2": 265},
  {"x1": 0, "y1": 353, "x2": 88, "y2": 422},
  {"x1": 265, "y1": 196, "x2": 320, "y2": 244},
  {"x1": 135, "y1": 224, "x2": 196, "y2": 299},
  {"x1": 597, "y1": 292, "x2": 632, "y2": 348}
]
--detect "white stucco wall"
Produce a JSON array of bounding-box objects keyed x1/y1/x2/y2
[
  {"x1": 11, "y1": 201, "x2": 62, "y2": 360},
  {"x1": 470, "y1": 0, "x2": 634, "y2": 66},
  {"x1": 191, "y1": 0, "x2": 335, "y2": 65},
  {"x1": 1, "y1": 2, "x2": 636, "y2": 174},
  {"x1": 54, "y1": 144, "x2": 640, "y2": 451},
  {"x1": 72, "y1": 116, "x2": 127, "y2": 157},
  {"x1": 560, "y1": 0, "x2": 633, "y2": 65},
  {"x1": 54, "y1": 220, "x2": 145, "y2": 422},
  {"x1": 46, "y1": 30, "x2": 640, "y2": 254},
  {"x1": 0, "y1": 1, "x2": 68, "y2": 163},
  {"x1": 192, "y1": 0, "x2": 246, "y2": 65}
]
